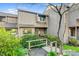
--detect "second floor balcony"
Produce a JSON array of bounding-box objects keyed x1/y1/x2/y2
[{"x1": 0, "y1": 22, "x2": 17, "y2": 28}]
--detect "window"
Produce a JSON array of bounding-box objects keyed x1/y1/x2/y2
[
  {"x1": 70, "y1": 28, "x2": 75, "y2": 36},
  {"x1": 38, "y1": 15, "x2": 46, "y2": 21},
  {"x1": 23, "y1": 28, "x2": 32, "y2": 34}
]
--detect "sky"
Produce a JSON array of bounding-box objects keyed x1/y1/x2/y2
[{"x1": 0, "y1": 3, "x2": 47, "y2": 14}]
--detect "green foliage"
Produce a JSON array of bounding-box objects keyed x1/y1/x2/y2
[
  {"x1": 69, "y1": 38, "x2": 77, "y2": 46},
  {"x1": 47, "y1": 51, "x2": 57, "y2": 56},
  {"x1": 0, "y1": 28, "x2": 27, "y2": 56},
  {"x1": 63, "y1": 53, "x2": 69, "y2": 56},
  {"x1": 63, "y1": 45, "x2": 79, "y2": 52},
  {"x1": 21, "y1": 34, "x2": 45, "y2": 48},
  {"x1": 45, "y1": 34, "x2": 61, "y2": 46}
]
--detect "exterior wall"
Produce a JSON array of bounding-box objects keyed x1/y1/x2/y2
[
  {"x1": 7, "y1": 16, "x2": 17, "y2": 23},
  {"x1": 18, "y1": 10, "x2": 36, "y2": 26},
  {"x1": 67, "y1": 5, "x2": 79, "y2": 27},
  {"x1": 44, "y1": 6, "x2": 68, "y2": 43},
  {"x1": 18, "y1": 10, "x2": 48, "y2": 28}
]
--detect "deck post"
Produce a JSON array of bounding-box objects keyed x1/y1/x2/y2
[
  {"x1": 55, "y1": 41, "x2": 57, "y2": 53},
  {"x1": 46, "y1": 39, "x2": 48, "y2": 46},
  {"x1": 50, "y1": 42, "x2": 53, "y2": 52},
  {"x1": 28, "y1": 41, "x2": 31, "y2": 50}
]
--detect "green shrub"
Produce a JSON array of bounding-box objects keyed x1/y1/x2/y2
[
  {"x1": 76, "y1": 40, "x2": 79, "y2": 46},
  {"x1": 47, "y1": 51, "x2": 57, "y2": 56},
  {"x1": 21, "y1": 34, "x2": 45, "y2": 48},
  {"x1": 63, "y1": 54, "x2": 69, "y2": 56},
  {"x1": 0, "y1": 28, "x2": 27, "y2": 56},
  {"x1": 45, "y1": 34, "x2": 61, "y2": 46},
  {"x1": 69, "y1": 38, "x2": 77, "y2": 46}
]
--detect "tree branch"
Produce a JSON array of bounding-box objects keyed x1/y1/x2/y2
[
  {"x1": 62, "y1": 4, "x2": 75, "y2": 15},
  {"x1": 48, "y1": 5, "x2": 58, "y2": 13},
  {"x1": 48, "y1": 3, "x2": 59, "y2": 12},
  {"x1": 59, "y1": 3, "x2": 63, "y2": 11}
]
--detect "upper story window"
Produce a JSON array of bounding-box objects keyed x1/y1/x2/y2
[{"x1": 38, "y1": 15, "x2": 46, "y2": 22}]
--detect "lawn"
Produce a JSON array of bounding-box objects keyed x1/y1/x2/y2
[{"x1": 63, "y1": 45, "x2": 79, "y2": 52}]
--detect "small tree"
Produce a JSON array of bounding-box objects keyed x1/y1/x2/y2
[{"x1": 48, "y1": 3, "x2": 77, "y2": 54}]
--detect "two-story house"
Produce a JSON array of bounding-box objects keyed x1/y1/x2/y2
[{"x1": 18, "y1": 9, "x2": 48, "y2": 36}]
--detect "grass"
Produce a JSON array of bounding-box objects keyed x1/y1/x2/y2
[{"x1": 63, "y1": 45, "x2": 79, "y2": 52}]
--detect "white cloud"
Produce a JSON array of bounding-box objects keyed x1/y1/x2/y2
[{"x1": 0, "y1": 9, "x2": 17, "y2": 14}]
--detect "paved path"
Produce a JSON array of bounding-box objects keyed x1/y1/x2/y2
[
  {"x1": 28, "y1": 46, "x2": 59, "y2": 56},
  {"x1": 42, "y1": 46, "x2": 60, "y2": 53},
  {"x1": 29, "y1": 48, "x2": 47, "y2": 56}
]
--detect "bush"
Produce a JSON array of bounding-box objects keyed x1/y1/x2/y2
[
  {"x1": 76, "y1": 40, "x2": 79, "y2": 46},
  {"x1": 63, "y1": 54, "x2": 69, "y2": 56},
  {"x1": 47, "y1": 51, "x2": 57, "y2": 56},
  {"x1": 21, "y1": 34, "x2": 45, "y2": 48},
  {"x1": 0, "y1": 28, "x2": 27, "y2": 56},
  {"x1": 45, "y1": 34, "x2": 61, "y2": 46},
  {"x1": 69, "y1": 38, "x2": 77, "y2": 46}
]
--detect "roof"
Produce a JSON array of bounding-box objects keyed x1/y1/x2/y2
[
  {"x1": 0, "y1": 12, "x2": 17, "y2": 17},
  {"x1": 18, "y1": 9, "x2": 48, "y2": 16}
]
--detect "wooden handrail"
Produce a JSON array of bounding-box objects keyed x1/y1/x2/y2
[
  {"x1": 26, "y1": 39, "x2": 47, "y2": 50},
  {"x1": 26, "y1": 39, "x2": 47, "y2": 42}
]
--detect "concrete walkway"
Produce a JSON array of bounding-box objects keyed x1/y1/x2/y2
[
  {"x1": 42, "y1": 46, "x2": 60, "y2": 53},
  {"x1": 28, "y1": 46, "x2": 59, "y2": 56},
  {"x1": 28, "y1": 48, "x2": 47, "y2": 56}
]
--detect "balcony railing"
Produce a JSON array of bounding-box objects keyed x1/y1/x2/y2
[{"x1": 0, "y1": 22, "x2": 17, "y2": 28}]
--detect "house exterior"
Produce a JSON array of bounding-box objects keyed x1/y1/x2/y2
[
  {"x1": 18, "y1": 9, "x2": 48, "y2": 36},
  {"x1": 44, "y1": 4, "x2": 79, "y2": 43}
]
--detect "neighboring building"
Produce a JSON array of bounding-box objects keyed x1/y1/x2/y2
[
  {"x1": 0, "y1": 12, "x2": 18, "y2": 34},
  {"x1": 44, "y1": 4, "x2": 79, "y2": 43},
  {"x1": 17, "y1": 9, "x2": 48, "y2": 36}
]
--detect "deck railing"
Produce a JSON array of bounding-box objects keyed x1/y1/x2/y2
[
  {"x1": 26, "y1": 39, "x2": 48, "y2": 50},
  {"x1": 50, "y1": 41, "x2": 57, "y2": 53}
]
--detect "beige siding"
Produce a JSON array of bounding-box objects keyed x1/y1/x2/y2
[
  {"x1": 18, "y1": 10, "x2": 48, "y2": 28},
  {"x1": 7, "y1": 16, "x2": 17, "y2": 23},
  {"x1": 18, "y1": 11, "x2": 36, "y2": 25},
  {"x1": 67, "y1": 5, "x2": 79, "y2": 27}
]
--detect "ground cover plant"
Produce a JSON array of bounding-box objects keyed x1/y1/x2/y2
[{"x1": 63, "y1": 44, "x2": 79, "y2": 52}]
